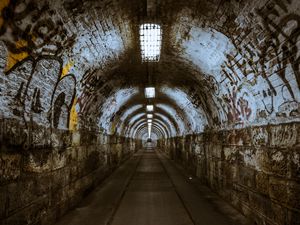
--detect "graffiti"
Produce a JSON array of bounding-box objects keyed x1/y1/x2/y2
[
  {"x1": 220, "y1": 37, "x2": 261, "y2": 87},
  {"x1": 277, "y1": 101, "x2": 300, "y2": 117},
  {"x1": 218, "y1": 0, "x2": 300, "y2": 126},
  {"x1": 207, "y1": 75, "x2": 220, "y2": 95},
  {"x1": 251, "y1": 123, "x2": 298, "y2": 148},
  {"x1": 0, "y1": 41, "x2": 76, "y2": 129},
  {"x1": 0, "y1": 0, "x2": 76, "y2": 68},
  {"x1": 223, "y1": 86, "x2": 253, "y2": 124},
  {"x1": 259, "y1": 0, "x2": 300, "y2": 89},
  {"x1": 222, "y1": 3, "x2": 299, "y2": 92},
  {"x1": 77, "y1": 83, "x2": 113, "y2": 118},
  {"x1": 258, "y1": 8, "x2": 300, "y2": 85},
  {"x1": 186, "y1": 85, "x2": 218, "y2": 125},
  {"x1": 251, "y1": 127, "x2": 268, "y2": 147},
  {"x1": 260, "y1": 88, "x2": 274, "y2": 116},
  {"x1": 269, "y1": 123, "x2": 298, "y2": 147},
  {"x1": 256, "y1": 0, "x2": 300, "y2": 119}
]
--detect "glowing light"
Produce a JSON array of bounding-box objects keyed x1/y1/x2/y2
[
  {"x1": 148, "y1": 126, "x2": 152, "y2": 138},
  {"x1": 147, "y1": 114, "x2": 153, "y2": 119},
  {"x1": 147, "y1": 119, "x2": 152, "y2": 123},
  {"x1": 146, "y1": 105, "x2": 154, "y2": 112},
  {"x1": 148, "y1": 120, "x2": 152, "y2": 139},
  {"x1": 140, "y1": 23, "x2": 161, "y2": 62},
  {"x1": 145, "y1": 87, "x2": 155, "y2": 98}
]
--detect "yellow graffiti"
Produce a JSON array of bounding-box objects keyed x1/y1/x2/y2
[
  {"x1": 60, "y1": 60, "x2": 77, "y2": 131},
  {"x1": 111, "y1": 121, "x2": 116, "y2": 134},
  {"x1": 61, "y1": 61, "x2": 74, "y2": 78},
  {"x1": 5, "y1": 40, "x2": 29, "y2": 72},
  {"x1": 69, "y1": 97, "x2": 78, "y2": 131},
  {"x1": 0, "y1": 0, "x2": 31, "y2": 71},
  {"x1": 0, "y1": 0, "x2": 10, "y2": 28}
]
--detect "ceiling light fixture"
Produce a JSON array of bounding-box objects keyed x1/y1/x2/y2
[
  {"x1": 146, "y1": 105, "x2": 154, "y2": 112},
  {"x1": 147, "y1": 114, "x2": 153, "y2": 119},
  {"x1": 148, "y1": 127, "x2": 151, "y2": 138},
  {"x1": 140, "y1": 23, "x2": 161, "y2": 62},
  {"x1": 145, "y1": 87, "x2": 155, "y2": 98}
]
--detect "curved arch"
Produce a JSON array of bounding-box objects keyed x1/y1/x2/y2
[
  {"x1": 106, "y1": 89, "x2": 198, "y2": 137},
  {"x1": 133, "y1": 121, "x2": 167, "y2": 138},
  {"x1": 136, "y1": 125, "x2": 164, "y2": 140},
  {"x1": 131, "y1": 118, "x2": 170, "y2": 138},
  {"x1": 131, "y1": 119, "x2": 169, "y2": 139},
  {"x1": 155, "y1": 113, "x2": 178, "y2": 136},
  {"x1": 126, "y1": 112, "x2": 172, "y2": 138},
  {"x1": 121, "y1": 106, "x2": 185, "y2": 137}
]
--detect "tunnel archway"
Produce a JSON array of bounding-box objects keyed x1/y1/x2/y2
[{"x1": 0, "y1": 0, "x2": 299, "y2": 225}]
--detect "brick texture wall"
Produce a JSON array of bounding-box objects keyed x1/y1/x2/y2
[
  {"x1": 0, "y1": 119, "x2": 142, "y2": 225},
  {"x1": 158, "y1": 123, "x2": 300, "y2": 225}
]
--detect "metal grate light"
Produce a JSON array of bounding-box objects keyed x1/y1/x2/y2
[{"x1": 140, "y1": 24, "x2": 161, "y2": 62}]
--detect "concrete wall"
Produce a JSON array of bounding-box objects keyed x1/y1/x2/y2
[
  {"x1": 0, "y1": 119, "x2": 142, "y2": 225},
  {"x1": 158, "y1": 123, "x2": 300, "y2": 225}
]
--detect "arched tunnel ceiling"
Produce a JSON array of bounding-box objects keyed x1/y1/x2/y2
[{"x1": 0, "y1": 0, "x2": 299, "y2": 140}]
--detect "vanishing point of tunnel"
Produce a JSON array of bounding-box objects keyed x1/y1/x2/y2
[{"x1": 0, "y1": 0, "x2": 300, "y2": 225}]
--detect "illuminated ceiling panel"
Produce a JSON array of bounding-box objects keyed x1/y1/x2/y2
[
  {"x1": 146, "y1": 105, "x2": 154, "y2": 112},
  {"x1": 145, "y1": 87, "x2": 156, "y2": 98},
  {"x1": 140, "y1": 24, "x2": 162, "y2": 62},
  {"x1": 147, "y1": 114, "x2": 153, "y2": 119}
]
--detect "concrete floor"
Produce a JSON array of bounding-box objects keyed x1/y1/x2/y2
[{"x1": 55, "y1": 150, "x2": 250, "y2": 225}]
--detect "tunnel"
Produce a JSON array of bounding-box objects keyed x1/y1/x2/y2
[{"x1": 0, "y1": 0, "x2": 300, "y2": 224}]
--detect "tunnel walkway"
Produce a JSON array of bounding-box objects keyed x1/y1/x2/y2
[{"x1": 55, "y1": 149, "x2": 250, "y2": 225}]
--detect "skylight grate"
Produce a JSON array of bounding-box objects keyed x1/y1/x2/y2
[{"x1": 140, "y1": 24, "x2": 161, "y2": 62}]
